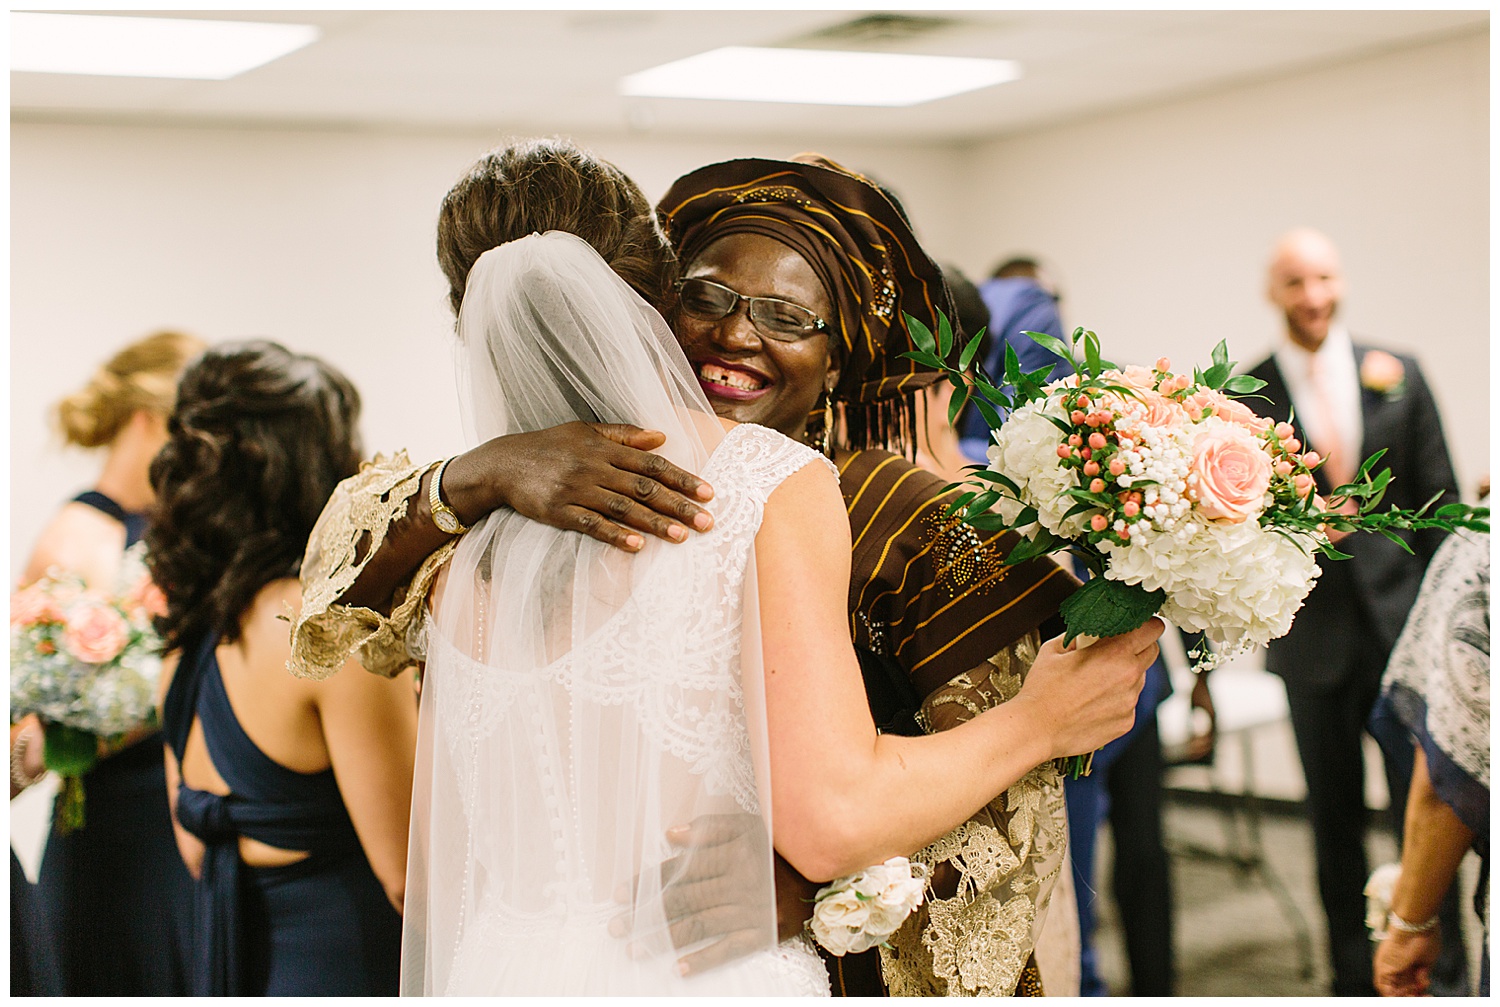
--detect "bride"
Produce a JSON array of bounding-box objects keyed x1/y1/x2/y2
[{"x1": 373, "y1": 143, "x2": 1160, "y2": 996}]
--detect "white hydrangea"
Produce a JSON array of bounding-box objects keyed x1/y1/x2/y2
[
  {"x1": 1100, "y1": 516, "x2": 1322, "y2": 659},
  {"x1": 988, "y1": 396, "x2": 1090, "y2": 538}
]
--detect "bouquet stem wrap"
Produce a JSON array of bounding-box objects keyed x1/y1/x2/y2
[{"x1": 43, "y1": 723, "x2": 100, "y2": 834}]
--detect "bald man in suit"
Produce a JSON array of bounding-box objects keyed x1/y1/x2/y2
[{"x1": 1244, "y1": 229, "x2": 1464, "y2": 996}]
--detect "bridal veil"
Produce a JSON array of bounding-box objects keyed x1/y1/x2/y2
[{"x1": 400, "y1": 231, "x2": 785, "y2": 994}]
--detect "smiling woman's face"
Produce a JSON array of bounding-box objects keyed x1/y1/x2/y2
[{"x1": 673, "y1": 232, "x2": 839, "y2": 441}]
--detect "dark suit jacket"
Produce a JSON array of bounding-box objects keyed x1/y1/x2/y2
[{"x1": 1245, "y1": 344, "x2": 1458, "y2": 691}]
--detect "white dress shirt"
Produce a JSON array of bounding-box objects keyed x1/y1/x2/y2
[{"x1": 1273, "y1": 325, "x2": 1364, "y2": 475}]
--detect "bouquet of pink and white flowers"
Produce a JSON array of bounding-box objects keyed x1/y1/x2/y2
[
  {"x1": 10, "y1": 543, "x2": 168, "y2": 831},
  {"x1": 904, "y1": 318, "x2": 1487, "y2": 774}
]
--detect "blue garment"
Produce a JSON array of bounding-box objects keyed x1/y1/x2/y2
[
  {"x1": 11, "y1": 848, "x2": 56, "y2": 995},
  {"x1": 1065, "y1": 658, "x2": 1172, "y2": 995},
  {"x1": 959, "y1": 277, "x2": 1073, "y2": 464},
  {"x1": 32, "y1": 490, "x2": 194, "y2": 995},
  {"x1": 162, "y1": 632, "x2": 401, "y2": 996},
  {"x1": 71, "y1": 489, "x2": 148, "y2": 549}
]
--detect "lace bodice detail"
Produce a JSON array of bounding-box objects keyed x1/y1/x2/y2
[
  {"x1": 288, "y1": 431, "x2": 837, "y2": 686},
  {"x1": 415, "y1": 424, "x2": 834, "y2": 994}
]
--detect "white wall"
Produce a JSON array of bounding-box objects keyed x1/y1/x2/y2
[
  {"x1": 952, "y1": 29, "x2": 1489, "y2": 495},
  {"x1": 10, "y1": 27, "x2": 1488, "y2": 577},
  {"x1": 8, "y1": 124, "x2": 966, "y2": 575}
]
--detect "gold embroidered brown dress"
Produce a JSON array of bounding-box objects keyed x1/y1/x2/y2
[{"x1": 834, "y1": 449, "x2": 1075, "y2": 997}]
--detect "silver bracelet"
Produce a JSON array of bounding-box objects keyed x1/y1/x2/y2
[
  {"x1": 1387, "y1": 910, "x2": 1439, "y2": 935},
  {"x1": 10, "y1": 725, "x2": 47, "y2": 792}
]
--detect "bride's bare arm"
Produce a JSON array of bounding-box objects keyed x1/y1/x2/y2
[{"x1": 758, "y1": 462, "x2": 1160, "y2": 883}]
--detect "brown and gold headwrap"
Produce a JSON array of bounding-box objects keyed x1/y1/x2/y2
[{"x1": 659, "y1": 155, "x2": 954, "y2": 418}]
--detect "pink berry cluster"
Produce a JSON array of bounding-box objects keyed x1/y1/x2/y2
[
  {"x1": 1049, "y1": 356, "x2": 1332, "y2": 547},
  {"x1": 1051, "y1": 380, "x2": 1147, "y2": 547},
  {"x1": 1261, "y1": 420, "x2": 1334, "y2": 528}
]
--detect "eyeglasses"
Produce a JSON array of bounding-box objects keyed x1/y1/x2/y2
[{"x1": 675, "y1": 277, "x2": 827, "y2": 342}]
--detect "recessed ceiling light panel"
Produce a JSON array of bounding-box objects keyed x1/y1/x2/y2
[
  {"x1": 11, "y1": 12, "x2": 320, "y2": 80},
  {"x1": 620, "y1": 47, "x2": 1021, "y2": 107}
]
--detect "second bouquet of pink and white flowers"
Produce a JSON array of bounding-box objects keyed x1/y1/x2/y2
[
  {"x1": 10, "y1": 543, "x2": 168, "y2": 831},
  {"x1": 905, "y1": 316, "x2": 1488, "y2": 684}
]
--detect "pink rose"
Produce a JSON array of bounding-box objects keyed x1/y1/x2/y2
[
  {"x1": 1360, "y1": 350, "x2": 1406, "y2": 395},
  {"x1": 1190, "y1": 424, "x2": 1273, "y2": 523},
  {"x1": 1112, "y1": 388, "x2": 1186, "y2": 436},
  {"x1": 123, "y1": 576, "x2": 169, "y2": 620},
  {"x1": 1108, "y1": 365, "x2": 1158, "y2": 391},
  {"x1": 11, "y1": 586, "x2": 65, "y2": 627},
  {"x1": 1202, "y1": 389, "x2": 1273, "y2": 432},
  {"x1": 62, "y1": 602, "x2": 130, "y2": 664}
]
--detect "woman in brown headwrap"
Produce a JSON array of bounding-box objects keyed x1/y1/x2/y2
[
  {"x1": 656, "y1": 156, "x2": 1078, "y2": 996},
  {"x1": 290, "y1": 141, "x2": 1150, "y2": 996}
]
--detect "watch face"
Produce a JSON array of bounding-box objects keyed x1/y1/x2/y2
[{"x1": 434, "y1": 510, "x2": 460, "y2": 534}]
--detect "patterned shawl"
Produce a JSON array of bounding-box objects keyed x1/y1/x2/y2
[
  {"x1": 839, "y1": 449, "x2": 1078, "y2": 700},
  {"x1": 1381, "y1": 527, "x2": 1489, "y2": 841}
]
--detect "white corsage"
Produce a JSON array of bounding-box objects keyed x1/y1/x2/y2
[
  {"x1": 808, "y1": 856, "x2": 929, "y2": 956},
  {"x1": 1364, "y1": 862, "x2": 1401, "y2": 940}
]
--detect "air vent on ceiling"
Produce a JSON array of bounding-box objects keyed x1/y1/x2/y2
[{"x1": 788, "y1": 13, "x2": 963, "y2": 49}]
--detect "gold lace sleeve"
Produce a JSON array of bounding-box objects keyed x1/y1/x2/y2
[
  {"x1": 879, "y1": 631, "x2": 1069, "y2": 997},
  {"x1": 287, "y1": 451, "x2": 458, "y2": 681}
]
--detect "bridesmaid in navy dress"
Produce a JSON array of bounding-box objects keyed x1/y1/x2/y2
[
  {"x1": 146, "y1": 341, "x2": 418, "y2": 995},
  {"x1": 17, "y1": 331, "x2": 203, "y2": 995}
]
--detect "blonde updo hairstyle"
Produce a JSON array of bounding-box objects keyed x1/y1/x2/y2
[{"x1": 55, "y1": 331, "x2": 206, "y2": 448}]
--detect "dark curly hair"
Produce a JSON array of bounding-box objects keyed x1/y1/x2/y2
[
  {"x1": 436, "y1": 137, "x2": 675, "y2": 317},
  {"x1": 146, "y1": 340, "x2": 363, "y2": 653}
]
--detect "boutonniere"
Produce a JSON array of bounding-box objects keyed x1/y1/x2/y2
[{"x1": 1360, "y1": 350, "x2": 1406, "y2": 400}]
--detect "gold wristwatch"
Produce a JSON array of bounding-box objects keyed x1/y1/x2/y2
[{"x1": 428, "y1": 456, "x2": 471, "y2": 535}]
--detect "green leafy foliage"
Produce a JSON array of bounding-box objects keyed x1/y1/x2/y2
[
  {"x1": 1057, "y1": 577, "x2": 1166, "y2": 645},
  {"x1": 958, "y1": 327, "x2": 986, "y2": 372},
  {"x1": 1023, "y1": 330, "x2": 1075, "y2": 371},
  {"x1": 908, "y1": 315, "x2": 936, "y2": 355}
]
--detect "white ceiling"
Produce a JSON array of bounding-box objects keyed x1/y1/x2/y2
[{"x1": 10, "y1": 9, "x2": 1489, "y2": 143}]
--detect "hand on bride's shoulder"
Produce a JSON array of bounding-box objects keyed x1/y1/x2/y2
[
  {"x1": 449, "y1": 422, "x2": 716, "y2": 552},
  {"x1": 1010, "y1": 620, "x2": 1163, "y2": 761}
]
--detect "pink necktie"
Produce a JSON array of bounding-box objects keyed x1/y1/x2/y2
[{"x1": 1308, "y1": 354, "x2": 1355, "y2": 488}]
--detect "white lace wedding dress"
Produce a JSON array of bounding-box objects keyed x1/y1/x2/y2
[{"x1": 398, "y1": 231, "x2": 832, "y2": 996}]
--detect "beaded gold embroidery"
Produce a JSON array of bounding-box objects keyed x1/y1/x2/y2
[
  {"x1": 925, "y1": 510, "x2": 1009, "y2": 599},
  {"x1": 870, "y1": 266, "x2": 897, "y2": 321},
  {"x1": 732, "y1": 185, "x2": 810, "y2": 207}
]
